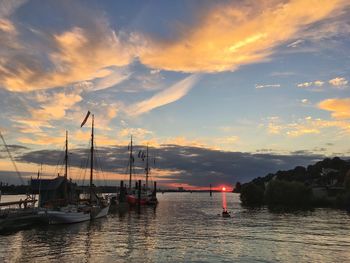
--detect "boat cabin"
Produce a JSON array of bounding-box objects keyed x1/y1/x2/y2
[{"x1": 31, "y1": 176, "x2": 80, "y2": 208}]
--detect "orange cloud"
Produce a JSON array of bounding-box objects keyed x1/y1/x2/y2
[
  {"x1": 11, "y1": 91, "x2": 82, "y2": 134},
  {"x1": 140, "y1": 0, "x2": 346, "y2": 72},
  {"x1": 73, "y1": 130, "x2": 117, "y2": 146},
  {"x1": 17, "y1": 134, "x2": 65, "y2": 146},
  {"x1": 0, "y1": 18, "x2": 16, "y2": 33},
  {"x1": 31, "y1": 92, "x2": 82, "y2": 120},
  {"x1": 2, "y1": 26, "x2": 133, "y2": 92},
  {"x1": 265, "y1": 115, "x2": 350, "y2": 137},
  {"x1": 318, "y1": 98, "x2": 350, "y2": 119},
  {"x1": 1, "y1": 1, "x2": 347, "y2": 93},
  {"x1": 118, "y1": 128, "x2": 153, "y2": 139}
]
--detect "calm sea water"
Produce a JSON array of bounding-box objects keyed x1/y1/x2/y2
[{"x1": 1, "y1": 193, "x2": 350, "y2": 262}]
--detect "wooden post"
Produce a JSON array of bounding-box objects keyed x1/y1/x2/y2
[
  {"x1": 138, "y1": 180, "x2": 142, "y2": 209},
  {"x1": 210, "y1": 184, "x2": 212, "y2": 197},
  {"x1": 119, "y1": 180, "x2": 125, "y2": 203},
  {"x1": 153, "y1": 181, "x2": 157, "y2": 197}
]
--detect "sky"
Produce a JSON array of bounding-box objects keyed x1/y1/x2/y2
[{"x1": 0, "y1": 0, "x2": 350, "y2": 189}]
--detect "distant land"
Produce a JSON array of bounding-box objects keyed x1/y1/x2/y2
[{"x1": 239, "y1": 157, "x2": 350, "y2": 210}]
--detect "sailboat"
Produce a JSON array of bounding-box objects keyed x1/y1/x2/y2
[
  {"x1": 81, "y1": 111, "x2": 110, "y2": 219},
  {"x1": 35, "y1": 131, "x2": 90, "y2": 224},
  {"x1": 126, "y1": 137, "x2": 158, "y2": 206},
  {"x1": 0, "y1": 131, "x2": 40, "y2": 232},
  {"x1": 36, "y1": 112, "x2": 110, "y2": 224}
]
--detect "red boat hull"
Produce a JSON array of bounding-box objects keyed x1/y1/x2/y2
[{"x1": 126, "y1": 195, "x2": 147, "y2": 206}]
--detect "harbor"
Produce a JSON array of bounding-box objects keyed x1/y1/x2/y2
[{"x1": 1, "y1": 0, "x2": 350, "y2": 262}]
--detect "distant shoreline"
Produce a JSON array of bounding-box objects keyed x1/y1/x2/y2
[{"x1": 0, "y1": 185, "x2": 233, "y2": 195}]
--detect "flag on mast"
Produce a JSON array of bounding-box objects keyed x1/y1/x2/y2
[{"x1": 80, "y1": 111, "x2": 91, "y2": 127}]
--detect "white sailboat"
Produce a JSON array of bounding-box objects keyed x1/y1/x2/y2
[
  {"x1": 40, "y1": 111, "x2": 111, "y2": 224},
  {"x1": 81, "y1": 111, "x2": 110, "y2": 219},
  {"x1": 38, "y1": 131, "x2": 91, "y2": 224}
]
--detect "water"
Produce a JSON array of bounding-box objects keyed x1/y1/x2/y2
[{"x1": 1, "y1": 193, "x2": 350, "y2": 262}]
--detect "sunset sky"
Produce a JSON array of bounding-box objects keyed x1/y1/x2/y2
[{"x1": 0, "y1": 0, "x2": 350, "y2": 189}]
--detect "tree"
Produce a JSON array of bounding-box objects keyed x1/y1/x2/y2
[
  {"x1": 265, "y1": 180, "x2": 312, "y2": 209},
  {"x1": 233, "y1": 182, "x2": 241, "y2": 193},
  {"x1": 344, "y1": 170, "x2": 350, "y2": 191},
  {"x1": 240, "y1": 183, "x2": 264, "y2": 207}
]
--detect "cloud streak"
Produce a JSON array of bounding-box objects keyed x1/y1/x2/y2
[{"x1": 127, "y1": 74, "x2": 200, "y2": 116}]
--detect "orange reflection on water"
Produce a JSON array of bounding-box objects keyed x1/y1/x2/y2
[{"x1": 222, "y1": 190, "x2": 227, "y2": 209}]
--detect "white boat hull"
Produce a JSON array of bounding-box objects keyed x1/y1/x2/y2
[
  {"x1": 39, "y1": 210, "x2": 90, "y2": 225},
  {"x1": 91, "y1": 204, "x2": 110, "y2": 219}
]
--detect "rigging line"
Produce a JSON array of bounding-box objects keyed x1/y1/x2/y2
[
  {"x1": 82, "y1": 150, "x2": 91, "y2": 187},
  {"x1": 93, "y1": 142, "x2": 102, "y2": 183},
  {"x1": 52, "y1": 146, "x2": 65, "y2": 178},
  {"x1": 0, "y1": 131, "x2": 24, "y2": 185},
  {"x1": 94, "y1": 143, "x2": 108, "y2": 186},
  {"x1": 98, "y1": 154, "x2": 107, "y2": 185},
  {"x1": 75, "y1": 160, "x2": 83, "y2": 184},
  {"x1": 76, "y1": 141, "x2": 91, "y2": 186}
]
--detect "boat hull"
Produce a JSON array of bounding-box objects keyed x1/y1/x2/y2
[
  {"x1": 127, "y1": 195, "x2": 147, "y2": 206},
  {"x1": 91, "y1": 204, "x2": 110, "y2": 219},
  {"x1": 0, "y1": 209, "x2": 43, "y2": 233},
  {"x1": 39, "y1": 210, "x2": 90, "y2": 225}
]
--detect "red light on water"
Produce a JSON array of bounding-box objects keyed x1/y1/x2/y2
[{"x1": 222, "y1": 187, "x2": 226, "y2": 192}]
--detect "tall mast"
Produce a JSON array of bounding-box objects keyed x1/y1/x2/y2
[
  {"x1": 65, "y1": 131, "x2": 68, "y2": 179},
  {"x1": 64, "y1": 131, "x2": 68, "y2": 201},
  {"x1": 90, "y1": 115, "x2": 94, "y2": 199},
  {"x1": 145, "y1": 144, "x2": 149, "y2": 190},
  {"x1": 129, "y1": 135, "x2": 133, "y2": 190}
]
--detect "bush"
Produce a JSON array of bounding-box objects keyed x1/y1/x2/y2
[
  {"x1": 233, "y1": 182, "x2": 241, "y2": 193},
  {"x1": 240, "y1": 183, "x2": 264, "y2": 207},
  {"x1": 265, "y1": 180, "x2": 312, "y2": 209}
]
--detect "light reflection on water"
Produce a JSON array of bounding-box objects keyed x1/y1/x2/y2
[{"x1": 1, "y1": 193, "x2": 350, "y2": 262}]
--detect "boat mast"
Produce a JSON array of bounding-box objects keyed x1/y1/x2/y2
[
  {"x1": 145, "y1": 144, "x2": 149, "y2": 190},
  {"x1": 64, "y1": 131, "x2": 68, "y2": 201},
  {"x1": 90, "y1": 114, "x2": 94, "y2": 201},
  {"x1": 129, "y1": 135, "x2": 133, "y2": 190},
  {"x1": 65, "y1": 131, "x2": 68, "y2": 179}
]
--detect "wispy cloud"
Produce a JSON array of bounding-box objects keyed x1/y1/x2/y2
[
  {"x1": 255, "y1": 84, "x2": 281, "y2": 89},
  {"x1": 329, "y1": 77, "x2": 348, "y2": 87},
  {"x1": 297, "y1": 80, "x2": 324, "y2": 88},
  {"x1": 297, "y1": 77, "x2": 348, "y2": 90},
  {"x1": 270, "y1": 71, "x2": 295, "y2": 77},
  {"x1": 90, "y1": 67, "x2": 131, "y2": 91},
  {"x1": 301, "y1": 99, "x2": 310, "y2": 104},
  {"x1": 264, "y1": 115, "x2": 350, "y2": 137},
  {"x1": 287, "y1": 39, "x2": 304, "y2": 48},
  {"x1": 127, "y1": 74, "x2": 200, "y2": 116}
]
